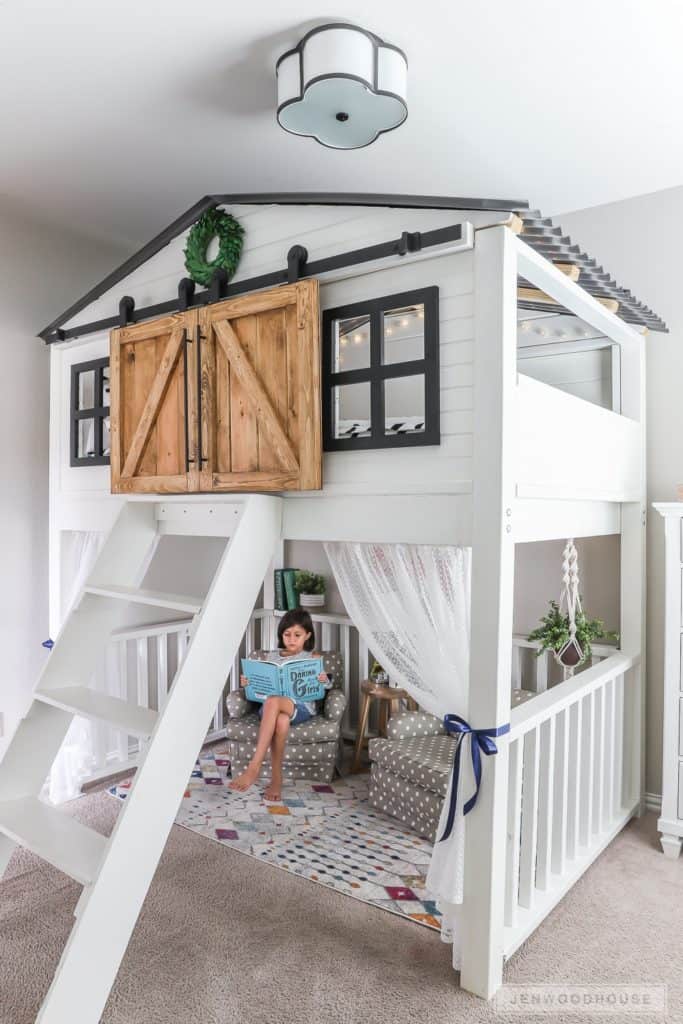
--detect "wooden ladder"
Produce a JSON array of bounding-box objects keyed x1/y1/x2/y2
[{"x1": 0, "y1": 494, "x2": 283, "y2": 1023}]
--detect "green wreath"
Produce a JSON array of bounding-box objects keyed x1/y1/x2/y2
[{"x1": 183, "y1": 209, "x2": 244, "y2": 288}]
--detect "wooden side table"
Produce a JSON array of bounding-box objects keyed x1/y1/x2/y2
[{"x1": 352, "y1": 680, "x2": 418, "y2": 773}]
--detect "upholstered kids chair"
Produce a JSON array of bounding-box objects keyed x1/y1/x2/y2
[
  {"x1": 368, "y1": 688, "x2": 534, "y2": 840},
  {"x1": 224, "y1": 651, "x2": 347, "y2": 783}
]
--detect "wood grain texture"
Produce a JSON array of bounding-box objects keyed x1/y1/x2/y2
[
  {"x1": 214, "y1": 319, "x2": 299, "y2": 473},
  {"x1": 110, "y1": 312, "x2": 194, "y2": 494},
  {"x1": 518, "y1": 286, "x2": 619, "y2": 313},
  {"x1": 120, "y1": 326, "x2": 184, "y2": 478},
  {"x1": 110, "y1": 282, "x2": 321, "y2": 495}
]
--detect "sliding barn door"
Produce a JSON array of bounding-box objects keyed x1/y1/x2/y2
[
  {"x1": 198, "y1": 281, "x2": 321, "y2": 492},
  {"x1": 110, "y1": 312, "x2": 198, "y2": 493}
]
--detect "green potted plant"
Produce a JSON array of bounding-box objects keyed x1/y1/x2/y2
[
  {"x1": 370, "y1": 658, "x2": 389, "y2": 685},
  {"x1": 527, "y1": 600, "x2": 618, "y2": 668},
  {"x1": 294, "y1": 570, "x2": 326, "y2": 609}
]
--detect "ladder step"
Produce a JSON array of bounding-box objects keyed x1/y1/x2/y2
[
  {"x1": 35, "y1": 687, "x2": 159, "y2": 738},
  {"x1": 83, "y1": 585, "x2": 202, "y2": 614},
  {"x1": 0, "y1": 796, "x2": 106, "y2": 884}
]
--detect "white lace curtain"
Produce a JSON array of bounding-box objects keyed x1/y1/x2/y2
[
  {"x1": 324, "y1": 541, "x2": 475, "y2": 966},
  {"x1": 47, "y1": 531, "x2": 104, "y2": 804}
]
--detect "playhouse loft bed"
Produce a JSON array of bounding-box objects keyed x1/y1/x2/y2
[{"x1": 0, "y1": 194, "x2": 664, "y2": 1023}]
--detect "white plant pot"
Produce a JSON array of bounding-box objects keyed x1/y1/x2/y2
[{"x1": 299, "y1": 592, "x2": 325, "y2": 609}]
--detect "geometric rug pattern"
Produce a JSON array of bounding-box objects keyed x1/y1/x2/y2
[{"x1": 109, "y1": 748, "x2": 442, "y2": 932}]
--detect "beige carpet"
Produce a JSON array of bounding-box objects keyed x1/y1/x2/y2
[{"x1": 1, "y1": 793, "x2": 682, "y2": 1024}]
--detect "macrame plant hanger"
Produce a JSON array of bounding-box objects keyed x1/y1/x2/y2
[{"x1": 556, "y1": 538, "x2": 583, "y2": 677}]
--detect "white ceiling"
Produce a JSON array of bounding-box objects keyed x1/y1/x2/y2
[{"x1": 1, "y1": 0, "x2": 682, "y2": 250}]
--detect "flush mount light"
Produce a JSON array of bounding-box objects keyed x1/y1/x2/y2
[{"x1": 276, "y1": 23, "x2": 408, "y2": 149}]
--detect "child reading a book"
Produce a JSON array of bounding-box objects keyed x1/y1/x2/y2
[{"x1": 228, "y1": 608, "x2": 331, "y2": 801}]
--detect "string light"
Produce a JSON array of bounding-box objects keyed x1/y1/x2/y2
[
  {"x1": 353, "y1": 333, "x2": 364, "y2": 344},
  {"x1": 386, "y1": 327, "x2": 394, "y2": 335},
  {"x1": 417, "y1": 309, "x2": 424, "y2": 319},
  {"x1": 401, "y1": 318, "x2": 409, "y2": 327},
  {"x1": 340, "y1": 336, "x2": 348, "y2": 346}
]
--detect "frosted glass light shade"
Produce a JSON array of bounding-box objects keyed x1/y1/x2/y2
[{"x1": 276, "y1": 24, "x2": 408, "y2": 149}]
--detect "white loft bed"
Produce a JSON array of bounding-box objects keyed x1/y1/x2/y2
[{"x1": 2, "y1": 197, "x2": 650, "y2": 1020}]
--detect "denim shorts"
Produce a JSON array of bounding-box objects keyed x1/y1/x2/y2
[{"x1": 258, "y1": 700, "x2": 313, "y2": 726}]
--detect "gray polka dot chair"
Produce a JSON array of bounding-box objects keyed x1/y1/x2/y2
[
  {"x1": 224, "y1": 651, "x2": 346, "y2": 783},
  {"x1": 368, "y1": 689, "x2": 535, "y2": 841}
]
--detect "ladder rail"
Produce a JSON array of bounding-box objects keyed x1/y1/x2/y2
[{"x1": 34, "y1": 494, "x2": 283, "y2": 1024}]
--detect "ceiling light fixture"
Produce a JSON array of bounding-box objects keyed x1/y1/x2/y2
[{"x1": 276, "y1": 23, "x2": 408, "y2": 149}]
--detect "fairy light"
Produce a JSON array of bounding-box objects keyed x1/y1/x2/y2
[
  {"x1": 340, "y1": 336, "x2": 348, "y2": 346},
  {"x1": 386, "y1": 326, "x2": 394, "y2": 336},
  {"x1": 353, "y1": 333, "x2": 364, "y2": 344},
  {"x1": 401, "y1": 318, "x2": 409, "y2": 327}
]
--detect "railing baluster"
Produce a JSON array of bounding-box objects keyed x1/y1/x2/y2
[
  {"x1": 580, "y1": 690, "x2": 595, "y2": 845},
  {"x1": 117, "y1": 639, "x2": 130, "y2": 763},
  {"x1": 511, "y1": 645, "x2": 522, "y2": 690},
  {"x1": 505, "y1": 737, "x2": 524, "y2": 926},
  {"x1": 566, "y1": 698, "x2": 582, "y2": 860},
  {"x1": 535, "y1": 651, "x2": 549, "y2": 693},
  {"x1": 613, "y1": 673, "x2": 624, "y2": 815},
  {"x1": 536, "y1": 715, "x2": 556, "y2": 890},
  {"x1": 519, "y1": 727, "x2": 540, "y2": 908},
  {"x1": 603, "y1": 678, "x2": 615, "y2": 827},
  {"x1": 156, "y1": 634, "x2": 168, "y2": 713},
  {"x1": 551, "y1": 707, "x2": 569, "y2": 874},
  {"x1": 592, "y1": 686, "x2": 606, "y2": 834}
]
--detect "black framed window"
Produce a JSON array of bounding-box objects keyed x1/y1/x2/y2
[
  {"x1": 322, "y1": 286, "x2": 439, "y2": 451},
  {"x1": 70, "y1": 357, "x2": 110, "y2": 466}
]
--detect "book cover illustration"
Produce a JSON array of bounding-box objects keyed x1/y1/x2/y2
[{"x1": 242, "y1": 653, "x2": 325, "y2": 704}]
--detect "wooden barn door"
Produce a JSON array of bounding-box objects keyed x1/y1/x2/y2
[
  {"x1": 198, "y1": 281, "x2": 321, "y2": 492},
  {"x1": 110, "y1": 311, "x2": 199, "y2": 494}
]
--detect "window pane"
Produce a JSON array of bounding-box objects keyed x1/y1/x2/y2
[
  {"x1": 333, "y1": 315, "x2": 371, "y2": 372},
  {"x1": 102, "y1": 366, "x2": 110, "y2": 407},
  {"x1": 383, "y1": 304, "x2": 425, "y2": 365},
  {"x1": 333, "y1": 382, "x2": 371, "y2": 439},
  {"x1": 78, "y1": 418, "x2": 96, "y2": 458},
  {"x1": 102, "y1": 416, "x2": 111, "y2": 456},
  {"x1": 384, "y1": 375, "x2": 425, "y2": 435},
  {"x1": 78, "y1": 370, "x2": 96, "y2": 410}
]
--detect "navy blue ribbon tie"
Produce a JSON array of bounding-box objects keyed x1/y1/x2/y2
[
  {"x1": 42, "y1": 639, "x2": 54, "y2": 651},
  {"x1": 438, "y1": 714, "x2": 510, "y2": 842}
]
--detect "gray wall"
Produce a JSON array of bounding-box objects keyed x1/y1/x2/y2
[
  {"x1": 0, "y1": 200, "x2": 128, "y2": 756},
  {"x1": 560, "y1": 187, "x2": 682, "y2": 799},
  {"x1": 284, "y1": 535, "x2": 620, "y2": 650}
]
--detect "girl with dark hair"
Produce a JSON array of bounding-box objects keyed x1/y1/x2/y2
[{"x1": 228, "y1": 608, "x2": 330, "y2": 800}]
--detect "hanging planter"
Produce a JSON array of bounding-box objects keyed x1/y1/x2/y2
[{"x1": 527, "y1": 540, "x2": 618, "y2": 672}]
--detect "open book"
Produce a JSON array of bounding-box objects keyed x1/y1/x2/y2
[{"x1": 242, "y1": 653, "x2": 326, "y2": 704}]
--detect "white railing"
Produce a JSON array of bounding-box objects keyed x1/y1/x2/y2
[
  {"x1": 86, "y1": 619, "x2": 193, "y2": 781},
  {"x1": 510, "y1": 634, "x2": 615, "y2": 694},
  {"x1": 82, "y1": 610, "x2": 620, "y2": 787},
  {"x1": 502, "y1": 650, "x2": 638, "y2": 956}
]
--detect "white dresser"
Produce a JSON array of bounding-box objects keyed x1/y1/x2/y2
[{"x1": 654, "y1": 503, "x2": 683, "y2": 857}]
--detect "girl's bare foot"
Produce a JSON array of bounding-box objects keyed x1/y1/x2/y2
[
  {"x1": 229, "y1": 765, "x2": 259, "y2": 792},
  {"x1": 264, "y1": 774, "x2": 282, "y2": 801}
]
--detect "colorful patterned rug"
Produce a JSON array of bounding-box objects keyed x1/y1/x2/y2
[{"x1": 109, "y1": 749, "x2": 441, "y2": 932}]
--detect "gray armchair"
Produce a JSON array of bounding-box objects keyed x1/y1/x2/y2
[
  {"x1": 224, "y1": 651, "x2": 347, "y2": 783},
  {"x1": 368, "y1": 688, "x2": 536, "y2": 839},
  {"x1": 368, "y1": 710, "x2": 452, "y2": 841}
]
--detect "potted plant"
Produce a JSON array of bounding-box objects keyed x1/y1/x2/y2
[
  {"x1": 294, "y1": 570, "x2": 326, "y2": 609},
  {"x1": 527, "y1": 600, "x2": 618, "y2": 669},
  {"x1": 370, "y1": 658, "x2": 389, "y2": 685}
]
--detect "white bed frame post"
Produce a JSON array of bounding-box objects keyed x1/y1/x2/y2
[
  {"x1": 459, "y1": 225, "x2": 518, "y2": 998},
  {"x1": 619, "y1": 330, "x2": 646, "y2": 813}
]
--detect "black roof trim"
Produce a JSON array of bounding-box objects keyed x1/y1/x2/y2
[{"x1": 38, "y1": 192, "x2": 528, "y2": 339}]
